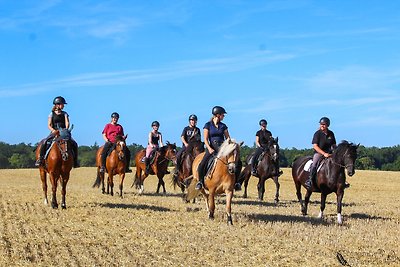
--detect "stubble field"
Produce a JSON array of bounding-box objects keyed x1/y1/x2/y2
[{"x1": 0, "y1": 167, "x2": 399, "y2": 266}]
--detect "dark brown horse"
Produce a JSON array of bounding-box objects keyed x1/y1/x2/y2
[
  {"x1": 186, "y1": 139, "x2": 243, "y2": 225},
  {"x1": 172, "y1": 140, "x2": 204, "y2": 194},
  {"x1": 93, "y1": 135, "x2": 127, "y2": 197},
  {"x1": 238, "y1": 137, "x2": 281, "y2": 202},
  {"x1": 292, "y1": 141, "x2": 358, "y2": 224},
  {"x1": 35, "y1": 129, "x2": 74, "y2": 209},
  {"x1": 133, "y1": 142, "x2": 177, "y2": 195}
]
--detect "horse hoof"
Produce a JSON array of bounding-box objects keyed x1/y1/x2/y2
[
  {"x1": 52, "y1": 204, "x2": 58, "y2": 209},
  {"x1": 61, "y1": 205, "x2": 67, "y2": 210}
]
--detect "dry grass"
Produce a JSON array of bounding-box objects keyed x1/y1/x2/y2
[{"x1": 0, "y1": 167, "x2": 399, "y2": 266}]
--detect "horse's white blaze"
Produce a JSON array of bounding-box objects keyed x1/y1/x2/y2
[
  {"x1": 318, "y1": 211, "x2": 323, "y2": 219},
  {"x1": 44, "y1": 198, "x2": 48, "y2": 205},
  {"x1": 337, "y1": 213, "x2": 343, "y2": 224}
]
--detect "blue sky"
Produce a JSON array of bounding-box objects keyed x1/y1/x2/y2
[{"x1": 1, "y1": 1, "x2": 399, "y2": 149}]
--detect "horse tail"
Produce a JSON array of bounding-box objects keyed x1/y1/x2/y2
[
  {"x1": 132, "y1": 171, "x2": 141, "y2": 189},
  {"x1": 185, "y1": 175, "x2": 200, "y2": 201},
  {"x1": 171, "y1": 171, "x2": 180, "y2": 190},
  {"x1": 92, "y1": 171, "x2": 101, "y2": 188}
]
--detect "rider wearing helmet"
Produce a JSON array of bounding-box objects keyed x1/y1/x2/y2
[
  {"x1": 100, "y1": 112, "x2": 132, "y2": 173},
  {"x1": 196, "y1": 106, "x2": 239, "y2": 190},
  {"x1": 35, "y1": 96, "x2": 79, "y2": 168},
  {"x1": 173, "y1": 114, "x2": 202, "y2": 179},
  {"x1": 250, "y1": 119, "x2": 273, "y2": 176},
  {"x1": 144, "y1": 120, "x2": 164, "y2": 175},
  {"x1": 305, "y1": 117, "x2": 336, "y2": 190}
]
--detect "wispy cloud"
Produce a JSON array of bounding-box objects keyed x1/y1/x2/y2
[{"x1": 0, "y1": 51, "x2": 296, "y2": 97}]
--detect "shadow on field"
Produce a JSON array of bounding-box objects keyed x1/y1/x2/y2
[
  {"x1": 349, "y1": 213, "x2": 389, "y2": 221},
  {"x1": 96, "y1": 202, "x2": 171, "y2": 212},
  {"x1": 244, "y1": 213, "x2": 331, "y2": 225}
]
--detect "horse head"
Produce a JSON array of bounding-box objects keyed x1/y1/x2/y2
[
  {"x1": 333, "y1": 141, "x2": 359, "y2": 176},
  {"x1": 267, "y1": 137, "x2": 280, "y2": 162},
  {"x1": 114, "y1": 135, "x2": 126, "y2": 161},
  {"x1": 218, "y1": 139, "x2": 243, "y2": 174},
  {"x1": 164, "y1": 141, "x2": 177, "y2": 164}
]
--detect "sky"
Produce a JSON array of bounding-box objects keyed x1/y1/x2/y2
[{"x1": 0, "y1": 0, "x2": 399, "y2": 149}]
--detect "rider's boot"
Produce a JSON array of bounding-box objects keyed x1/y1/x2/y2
[
  {"x1": 145, "y1": 157, "x2": 151, "y2": 175},
  {"x1": 305, "y1": 167, "x2": 316, "y2": 190}
]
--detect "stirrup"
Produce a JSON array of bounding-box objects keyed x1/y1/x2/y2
[
  {"x1": 35, "y1": 159, "x2": 43, "y2": 167},
  {"x1": 100, "y1": 166, "x2": 105, "y2": 173},
  {"x1": 251, "y1": 169, "x2": 258, "y2": 176},
  {"x1": 305, "y1": 179, "x2": 312, "y2": 190},
  {"x1": 234, "y1": 183, "x2": 242, "y2": 191}
]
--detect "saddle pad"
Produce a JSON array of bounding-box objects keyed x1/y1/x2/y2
[{"x1": 304, "y1": 160, "x2": 312, "y2": 172}]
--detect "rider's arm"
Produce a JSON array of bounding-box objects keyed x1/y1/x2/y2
[
  {"x1": 224, "y1": 129, "x2": 231, "y2": 140},
  {"x1": 181, "y1": 135, "x2": 188, "y2": 147},
  {"x1": 255, "y1": 135, "x2": 261, "y2": 148},
  {"x1": 102, "y1": 133, "x2": 109, "y2": 142},
  {"x1": 64, "y1": 113, "x2": 70, "y2": 129},
  {"x1": 204, "y1": 128, "x2": 213, "y2": 153},
  {"x1": 48, "y1": 116, "x2": 56, "y2": 133},
  {"x1": 159, "y1": 133, "x2": 164, "y2": 147},
  {"x1": 313, "y1": 143, "x2": 330, "y2": 158}
]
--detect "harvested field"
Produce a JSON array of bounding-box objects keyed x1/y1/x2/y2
[{"x1": 0, "y1": 167, "x2": 399, "y2": 266}]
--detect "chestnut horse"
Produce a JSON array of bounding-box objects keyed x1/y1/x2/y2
[
  {"x1": 35, "y1": 129, "x2": 74, "y2": 209},
  {"x1": 172, "y1": 140, "x2": 204, "y2": 194},
  {"x1": 186, "y1": 139, "x2": 243, "y2": 225},
  {"x1": 133, "y1": 142, "x2": 177, "y2": 195},
  {"x1": 292, "y1": 141, "x2": 358, "y2": 224},
  {"x1": 238, "y1": 137, "x2": 281, "y2": 202},
  {"x1": 93, "y1": 135, "x2": 127, "y2": 197}
]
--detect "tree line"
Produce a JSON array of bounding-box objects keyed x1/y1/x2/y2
[{"x1": 0, "y1": 141, "x2": 399, "y2": 171}]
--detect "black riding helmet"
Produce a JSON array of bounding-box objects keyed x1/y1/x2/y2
[
  {"x1": 212, "y1": 106, "x2": 227, "y2": 115},
  {"x1": 259, "y1": 119, "x2": 267, "y2": 126},
  {"x1": 111, "y1": 112, "x2": 120, "y2": 118},
  {"x1": 189, "y1": 114, "x2": 198, "y2": 121},
  {"x1": 319, "y1": 117, "x2": 330, "y2": 127},
  {"x1": 53, "y1": 96, "x2": 67, "y2": 105},
  {"x1": 152, "y1": 121, "x2": 160, "y2": 127}
]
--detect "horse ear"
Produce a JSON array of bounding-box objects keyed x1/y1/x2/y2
[
  {"x1": 166, "y1": 141, "x2": 170, "y2": 145},
  {"x1": 356, "y1": 143, "x2": 360, "y2": 148},
  {"x1": 275, "y1": 136, "x2": 278, "y2": 143},
  {"x1": 239, "y1": 141, "x2": 244, "y2": 147}
]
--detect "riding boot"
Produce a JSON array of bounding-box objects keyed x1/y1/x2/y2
[
  {"x1": 145, "y1": 157, "x2": 151, "y2": 175},
  {"x1": 35, "y1": 143, "x2": 47, "y2": 167},
  {"x1": 196, "y1": 167, "x2": 205, "y2": 190},
  {"x1": 100, "y1": 149, "x2": 107, "y2": 173},
  {"x1": 305, "y1": 167, "x2": 316, "y2": 190}
]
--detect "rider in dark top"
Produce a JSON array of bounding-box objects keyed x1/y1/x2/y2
[
  {"x1": 196, "y1": 106, "x2": 241, "y2": 191},
  {"x1": 305, "y1": 117, "x2": 336, "y2": 190},
  {"x1": 251, "y1": 119, "x2": 272, "y2": 176},
  {"x1": 173, "y1": 114, "x2": 201, "y2": 179},
  {"x1": 35, "y1": 96, "x2": 79, "y2": 168}
]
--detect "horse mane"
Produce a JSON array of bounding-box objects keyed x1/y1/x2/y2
[
  {"x1": 217, "y1": 139, "x2": 237, "y2": 158},
  {"x1": 332, "y1": 140, "x2": 357, "y2": 161},
  {"x1": 115, "y1": 135, "x2": 125, "y2": 143}
]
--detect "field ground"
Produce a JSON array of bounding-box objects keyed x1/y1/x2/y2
[{"x1": 0, "y1": 167, "x2": 399, "y2": 266}]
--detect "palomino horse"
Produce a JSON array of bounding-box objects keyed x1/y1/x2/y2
[
  {"x1": 93, "y1": 135, "x2": 127, "y2": 197},
  {"x1": 292, "y1": 141, "x2": 358, "y2": 224},
  {"x1": 35, "y1": 129, "x2": 74, "y2": 209},
  {"x1": 172, "y1": 140, "x2": 204, "y2": 194},
  {"x1": 186, "y1": 139, "x2": 243, "y2": 225},
  {"x1": 133, "y1": 142, "x2": 177, "y2": 194},
  {"x1": 238, "y1": 137, "x2": 281, "y2": 202}
]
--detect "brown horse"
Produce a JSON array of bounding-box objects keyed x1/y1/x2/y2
[
  {"x1": 238, "y1": 137, "x2": 281, "y2": 202},
  {"x1": 35, "y1": 129, "x2": 74, "y2": 209},
  {"x1": 172, "y1": 140, "x2": 204, "y2": 194},
  {"x1": 93, "y1": 135, "x2": 127, "y2": 197},
  {"x1": 133, "y1": 142, "x2": 177, "y2": 195},
  {"x1": 186, "y1": 139, "x2": 243, "y2": 225},
  {"x1": 292, "y1": 141, "x2": 358, "y2": 224}
]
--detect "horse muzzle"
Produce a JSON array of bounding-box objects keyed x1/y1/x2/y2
[{"x1": 228, "y1": 163, "x2": 236, "y2": 174}]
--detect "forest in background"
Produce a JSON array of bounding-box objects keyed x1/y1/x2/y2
[{"x1": 0, "y1": 141, "x2": 399, "y2": 171}]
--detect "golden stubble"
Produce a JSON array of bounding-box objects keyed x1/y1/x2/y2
[{"x1": 0, "y1": 168, "x2": 399, "y2": 266}]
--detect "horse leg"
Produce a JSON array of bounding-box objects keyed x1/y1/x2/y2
[
  {"x1": 257, "y1": 177, "x2": 266, "y2": 201},
  {"x1": 226, "y1": 190, "x2": 234, "y2": 225},
  {"x1": 50, "y1": 172, "x2": 58, "y2": 209},
  {"x1": 303, "y1": 190, "x2": 313, "y2": 216},
  {"x1": 336, "y1": 190, "x2": 345, "y2": 224},
  {"x1": 318, "y1": 193, "x2": 327, "y2": 220},
  {"x1": 60, "y1": 172, "x2": 70, "y2": 209},
  {"x1": 208, "y1": 190, "x2": 215, "y2": 220},
  {"x1": 101, "y1": 172, "x2": 106, "y2": 194},
  {"x1": 243, "y1": 171, "x2": 250, "y2": 198},
  {"x1": 295, "y1": 181, "x2": 305, "y2": 215},
  {"x1": 119, "y1": 173, "x2": 125, "y2": 198},
  {"x1": 273, "y1": 175, "x2": 280, "y2": 204},
  {"x1": 109, "y1": 173, "x2": 114, "y2": 196},
  {"x1": 160, "y1": 177, "x2": 166, "y2": 195},
  {"x1": 40, "y1": 169, "x2": 49, "y2": 205}
]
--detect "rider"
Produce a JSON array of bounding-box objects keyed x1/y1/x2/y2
[
  {"x1": 100, "y1": 112, "x2": 132, "y2": 173},
  {"x1": 144, "y1": 121, "x2": 164, "y2": 175},
  {"x1": 173, "y1": 114, "x2": 202, "y2": 179},
  {"x1": 251, "y1": 119, "x2": 273, "y2": 176},
  {"x1": 35, "y1": 96, "x2": 79, "y2": 168},
  {"x1": 196, "y1": 106, "x2": 241, "y2": 190},
  {"x1": 305, "y1": 117, "x2": 336, "y2": 190}
]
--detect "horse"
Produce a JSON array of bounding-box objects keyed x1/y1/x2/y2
[
  {"x1": 291, "y1": 140, "x2": 359, "y2": 224},
  {"x1": 35, "y1": 129, "x2": 74, "y2": 209},
  {"x1": 133, "y1": 142, "x2": 177, "y2": 195},
  {"x1": 238, "y1": 137, "x2": 281, "y2": 203},
  {"x1": 186, "y1": 139, "x2": 243, "y2": 225},
  {"x1": 172, "y1": 140, "x2": 205, "y2": 195},
  {"x1": 92, "y1": 135, "x2": 127, "y2": 197}
]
